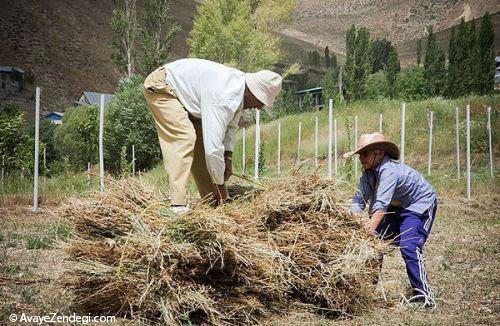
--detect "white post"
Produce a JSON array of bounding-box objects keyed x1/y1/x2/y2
[
  {"x1": 254, "y1": 109, "x2": 260, "y2": 180},
  {"x1": 43, "y1": 147, "x2": 46, "y2": 188},
  {"x1": 401, "y1": 102, "x2": 406, "y2": 164},
  {"x1": 328, "y1": 99, "x2": 333, "y2": 178},
  {"x1": 242, "y1": 127, "x2": 246, "y2": 174},
  {"x1": 456, "y1": 107, "x2": 460, "y2": 179},
  {"x1": 334, "y1": 118, "x2": 338, "y2": 175},
  {"x1": 466, "y1": 104, "x2": 471, "y2": 200},
  {"x1": 428, "y1": 111, "x2": 434, "y2": 175},
  {"x1": 99, "y1": 94, "x2": 105, "y2": 192},
  {"x1": 277, "y1": 123, "x2": 281, "y2": 176},
  {"x1": 354, "y1": 115, "x2": 358, "y2": 179},
  {"x1": 132, "y1": 144, "x2": 136, "y2": 176},
  {"x1": 33, "y1": 87, "x2": 40, "y2": 211},
  {"x1": 487, "y1": 107, "x2": 493, "y2": 178},
  {"x1": 315, "y1": 116, "x2": 318, "y2": 168},
  {"x1": 297, "y1": 122, "x2": 302, "y2": 165},
  {"x1": 379, "y1": 113, "x2": 383, "y2": 133}
]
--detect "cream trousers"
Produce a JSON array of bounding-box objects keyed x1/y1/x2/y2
[{"x1": 144, "y1": 66, "x2": 217, "y2": 205}]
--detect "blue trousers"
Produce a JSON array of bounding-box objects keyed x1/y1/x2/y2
[{"x1": 375, "y1": 200, "x2": 437, "y2": 300}]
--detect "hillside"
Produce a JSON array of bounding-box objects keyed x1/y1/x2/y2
[
  {"x1": 0, "y1": 0, "x2": 197, "y2": 115},
  {"x1": 282, "y1": 0, "x2": 500, "y2": 60}
]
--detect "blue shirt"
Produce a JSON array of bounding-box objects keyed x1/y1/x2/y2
[{"x1": 351, "y1": 155, "x2": 437, "y2": 215}]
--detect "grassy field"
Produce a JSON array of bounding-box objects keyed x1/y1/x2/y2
[{"x1": 1, "y1": 96, "x2": 499, "y2": 325}]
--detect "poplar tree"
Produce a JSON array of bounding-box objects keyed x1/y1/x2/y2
[
  {"x1": 478, "y1": 12, "x2": 495, "y2": 94},
  {"x1": 344, "y1": 25, "x2": 356, "y2": 100},
  {"x1": 330, "y1": 52, "x2": 337, "y2": 69},
  {"x1": 111, "y1": 0, "x2": 138, "y2": 77},
  {"x1": 324, "y1": 46, "x2": 331, "y2": 68},
  {"x1": 141, "y1": 0, "x2": 181, "y2": 74},
  {"x1": 416, "y1": 39, "x2": 422, "y2": 66},
  {"x1": 447, "y1": 27, "x2": 459, "y2": 97},
  {"x1": 424, "y1": 26, "x2": 446, "y2": 96},
  {"x1": 386, "y1": 47, "x2": 400, "y2": 99},
  {"x1": 352, "y1": 27, "x2": 372, "y2": 100}
]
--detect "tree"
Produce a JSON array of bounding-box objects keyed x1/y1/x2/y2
[
  {"x1": 0, "y1": 101, "x2": 33, "y2": 176},
  {"x1": 188, "y1": 0, "x2": 295, "y2": 72},
  {"x1": 477, "y1": 12, "x2": 495, "y2": 94},
  {"x1": 396, "y1": 65, "x2": 427, "y2": 101},
  {"x1": 416, "y1": 39, "x2": 422, "y2": 67},
  {"x1": 424, "y1": 26, "x2": 446, "y2": 96},
  {"x1": 324, "y1": 46, "x2": 331, "y2": 68},
  {"x1": 54, "y1": 106, "x2": 100, "y2": 170},
  {"x1": 330, "y1": 52, "x2": 337, "y2": 69},
  {"x1": 344, "y1": 25, "x2": 372, "y2": 100},
  {"x1": 365, "y1": 71, "x2": 388, "y2": 99},
  {"x1": 447, "y1": 27, "x2": 457, "y2": 97},
  {"x1": 322, "y1": 68, "x2": 338, "y2": 105},
  {"x1": 372, "y1": 38, "x2": 392, "y2": 73},
  {"x1": 111, "y1": 0, "x2": 138, "y2": 77},
  {"x1": 386, "y1": 46, "x2": 400, "y2": 98},
  {"x1": 344, "y1": 25, "x2": 356, "y2": 100},
  {"x1": 352, "y1": 27, "x2": 372, "y2": 100},
  {"x1": 104, "y1": 75, "x2": 161, "y2": 173},
  {"x1": 141, "y1": 0, "x2": 181, "y2": 74}
]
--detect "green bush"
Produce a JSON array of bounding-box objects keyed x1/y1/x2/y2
[
  {"x1": 365, "y1": 71, "x2": 389, "y2": 99},
  {"x1": 104, "y1": 75, "x2": 161, "y2": 173},
  {"x1": 396, "y1": 65, "x2": 427, "y2": 101},
  {"x1": 0, "y1": 101, "x2": 34, "y2": 177},
  {"x1": 53, "y1": 105, "x2": 99, "y2": 171}
]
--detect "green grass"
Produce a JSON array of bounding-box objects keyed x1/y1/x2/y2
[{"x1": 231, "y1": 94, "x2": 499, "y2": 185}]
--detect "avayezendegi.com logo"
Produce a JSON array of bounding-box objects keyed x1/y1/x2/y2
[{"x1": 8, "y1": 313, "x2": 115, "y2": 324}]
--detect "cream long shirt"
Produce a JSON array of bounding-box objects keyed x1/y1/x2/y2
[{"x1": 164, "y1": 58, "x2": 245, "y2": 185}]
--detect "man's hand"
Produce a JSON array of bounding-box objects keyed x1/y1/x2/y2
[
  {"x1": 224, "y1": 158, "x2": 232, "y2": 182},
  {"x1": 224, "y1": 151, "x2": 233, "y2": 182},
  {"x1": 214, "y1": 183, "x2": 228, "y2": 204}
]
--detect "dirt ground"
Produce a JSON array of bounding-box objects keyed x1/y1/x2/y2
[{"x1": 1, "y1": 186, "x2": 499, "y2": 325}]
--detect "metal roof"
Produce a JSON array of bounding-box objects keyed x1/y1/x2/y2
[
  {"x1": 295, "y1": 86, "x2": 322, "y2": 95},
  {"x1": 0, "y1": 66, "x2": 24, "y2": 74},
  {"x1": 79, "y1": 91, "x2": 114, "y2": 106}
]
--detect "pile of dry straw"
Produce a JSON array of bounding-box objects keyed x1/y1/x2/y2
[{"x1": 59, "y1": 172, "x2": 386, "y2": 325}]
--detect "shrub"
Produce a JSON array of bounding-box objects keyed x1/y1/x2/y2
[
  {"x1": 365, "y1": 71, "x2": 389, "y2": 100},
  {"x1": 396, "y1": 65, "x2": 427, "y2": 101},
  {"x1": 104, "y1": 75, "x2": 161, "y2": 173}
]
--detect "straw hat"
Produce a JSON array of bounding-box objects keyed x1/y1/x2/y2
[
  {"x1": 245, "y1": 70, "x2": 282, "y2": 108},
  {"x1": 343, "y1": 132, "x2": 400, "y2": 160}
]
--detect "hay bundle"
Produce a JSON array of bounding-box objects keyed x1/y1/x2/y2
[{"x1": 59, "y1": 172, "x2": 385, "y2": 325}]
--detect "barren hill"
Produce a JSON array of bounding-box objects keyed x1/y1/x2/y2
[{"x1": 282, "y1": 0, "x2": 500, "y2": 58}]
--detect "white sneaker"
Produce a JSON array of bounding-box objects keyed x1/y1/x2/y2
[{"x1": 171, "y1": 205, "x2": 189, "y2": 215}]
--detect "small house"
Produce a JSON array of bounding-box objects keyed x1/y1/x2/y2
[
  {"x1": 296, "y1": 87, "x2": 323, "y2": 109},
  {"x1": 43, "y1": 112, "x2": 64, "y2": 125},
  {"x1": 75, "y1": 91, "x2": 114, "y2": 107},
  {"x1": 0, "y1": 66, "x2": 25, "y2": 97}
]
